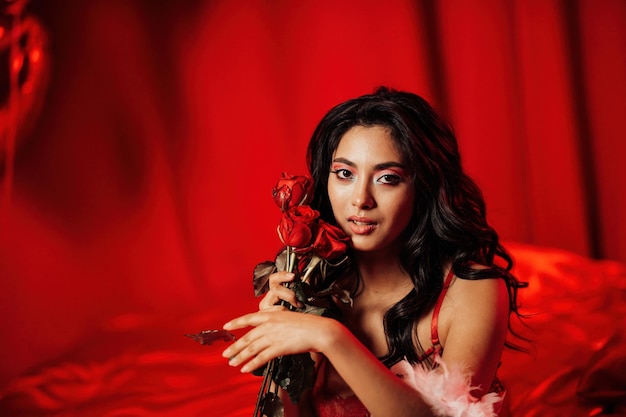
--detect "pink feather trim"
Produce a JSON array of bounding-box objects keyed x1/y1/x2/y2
[{"x1": 410, "y1": 357, "x2": 503, "y2": 417}]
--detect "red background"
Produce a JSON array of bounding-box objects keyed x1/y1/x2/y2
[{"x1": 1, "y1": 0, "x2": 625, "y2": 399}]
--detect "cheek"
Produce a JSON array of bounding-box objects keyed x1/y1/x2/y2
[
  {"x1": 327, "y1": 182, "x2": 342, "y2": 215},
  {"x1": 327, "y1": 176, "x2": 350, "y2": 199}
]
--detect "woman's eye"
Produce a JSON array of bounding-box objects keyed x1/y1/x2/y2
[
  {"x1": 377, "y1": 174, "x2": 402, "y2": 185},
  {"x1": 332, "y1": 169, "x2": 354, "y2": 180}
]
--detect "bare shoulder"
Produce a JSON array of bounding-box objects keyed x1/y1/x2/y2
[
  {"x1": 447, "y1": 273, "x2": 509, "y2": 309},
  {"x1": 444, "y1": 272, "x2": 509, "y2": 331},
  {"x1": 436, "y1": 270, "x2": 510, "y2": 349},
  {"x1": 439, "y1": 271, "x2": 510, "y2": 394}
]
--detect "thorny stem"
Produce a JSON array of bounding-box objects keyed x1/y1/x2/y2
[
  {"x1": 253, "y1": 359, "x2": 276, "y2": 417},
  {"x1": 253, "y1": 247, "x2": 297, "y2": 417}
]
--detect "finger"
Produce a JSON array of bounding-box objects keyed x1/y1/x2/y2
[
  {"x1": 258, "y1": 286, "x2": 302, "y2": 310},
  {"x1": 268, "y1": 271, "x2": 296, "y2": 287},
  {"x1": 261, "y1": 305, "x2": 288, "y2": 312},
  {"x1": 222, "y1": 330, "x2": 262, "y2": 364},
  {"x1": 228, "y1": 335, "x2": 278, "y2": 373},
  {"x1": 258, "y1": 296, "x2": 289, "y2": 311},
  {"x1": 222, "y1": 327, "x2": 278, "y2": 372},
  {"x1": 274, "y1": 285, "x2": 303, "y2": 306},
  {"x1": 223, "y1": 311, "x2": 266, "y2": 331},
  {"x1": 240, "y1": 346, "x2": 276, "y2": 373}
]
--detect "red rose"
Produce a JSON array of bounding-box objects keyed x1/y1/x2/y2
[
  {"x1": 311, "y1": 220, "x2": 350, "y2": 259},
  {"x1": 272, "y1": 173, "x2": 313, "y2": 211},
  {"x1": 277, "y1": 206, "x2": 319, "y2": 249}
]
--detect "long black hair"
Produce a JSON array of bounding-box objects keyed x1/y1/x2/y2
[{"x1": 306, "y1": 87, "x2": 527, "y2": 367}]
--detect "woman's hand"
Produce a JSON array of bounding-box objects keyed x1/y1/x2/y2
[
  {"x1": 258, "y1": 271, "x2": 303, "y2": 311},
  {"x1": 221, "y1": 310, "x2": 337, "y2": 373}
]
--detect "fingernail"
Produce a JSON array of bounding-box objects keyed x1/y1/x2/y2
[
  {"x1": 240, "y1": 364, "x2": 250, "y2": 373},
  {"x1": 222, "y1": 348, "x2": 231, "y2": 358},
  {"x1": 223, "y1": 322, "x2": 232, "y2": 330}
]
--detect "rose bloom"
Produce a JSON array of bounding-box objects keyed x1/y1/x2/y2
[
  {"x1": 311, "y1": 220, "x2": 350, "y2": 259},
  {"x1": 277, "y1": 206, "x2": 319, "y2": 249},
  {"x1": 272, "y1": 173, "x2": 314, "y2": 211}
]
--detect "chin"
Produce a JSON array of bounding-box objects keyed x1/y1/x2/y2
[
  {"x1": 351, "y1": 238, "x2": 404, "y2": 256},
  {"x1": 350, "y1": 241, "x2": 387, "y2": 254}
]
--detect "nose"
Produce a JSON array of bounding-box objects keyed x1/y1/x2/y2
[{"x1": 351, "y1": 179, "x2": 375, "y2": 210}]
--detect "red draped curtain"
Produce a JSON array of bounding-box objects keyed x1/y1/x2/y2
[{"x1": 1, "y1": 0, "x2": 625, "y2": 388}]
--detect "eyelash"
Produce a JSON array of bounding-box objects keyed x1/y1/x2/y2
[
  {"x1": 330, "y1": 168, "x2": 353, "y2": 180},
  {"x1": 378, "y1": 174, "x2": 403, "y2": 185},
  {"x1": 330, "y1": 169, "x2": 404, "y2": 185}
]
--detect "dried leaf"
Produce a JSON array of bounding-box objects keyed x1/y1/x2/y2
[
  {"x1": 274, "y1": 248, "x2": 288, "y2": 272},
  {"x1": 260, "y1": 392, "x2": 284, "y2": 417},
  {"x1": 301, "y1": 304, "x2": 327, "y2": 316},
  {"x1": 317, "y1": 282, "x2": 353, "y2": 307},
  {"x1": 185, "y1": 329, "x2": 236, "y2": 345},
  {"x1": 254, "y1": 261, "x2": 277, "y2": 297},
  {"x1": 291, "y1": 280, "x2": 307, "y2": 306},
  {"x1": 275, "y1": 353, "x2": 316, "y2": 404}
]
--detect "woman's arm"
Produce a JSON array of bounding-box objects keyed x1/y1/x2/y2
[
  {"x1": 223, "y1": 275, "x2": 509, "y2": 417},
  {"x1": 439, "y1": 276, "x2": 510, "y2": 397},
  {"x1": 222, "y1": 310, "x2": 434, "y2": 417}
]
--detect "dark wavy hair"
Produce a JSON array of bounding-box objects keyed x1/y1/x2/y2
[{"x1": 306, "y1": 86, "x2": 527, "y2": 367}]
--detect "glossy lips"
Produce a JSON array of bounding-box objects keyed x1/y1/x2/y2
[{"x1": 348, "y1": 216, "x2": 377, "y2": 235}]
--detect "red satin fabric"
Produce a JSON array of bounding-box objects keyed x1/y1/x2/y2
[{"x1": 1, "y1": 1, "x2": 626, "y2": 416}]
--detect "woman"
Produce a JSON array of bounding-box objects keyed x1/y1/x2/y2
[{"x1": 222, "y1": 87, "x2": 526, "y2": 416}]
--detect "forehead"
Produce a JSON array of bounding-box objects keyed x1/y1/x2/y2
[{"x1": 334, "y1": 125, "x2": 404, "y2": 162}]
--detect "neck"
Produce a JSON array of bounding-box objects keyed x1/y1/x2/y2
[{"x1": 353, "y1": 248, "x2": 412, "y2": 294}]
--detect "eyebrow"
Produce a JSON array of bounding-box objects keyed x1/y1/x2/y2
[{"x1": 332, "y1": 157, "x2": 409, "y2": 171}]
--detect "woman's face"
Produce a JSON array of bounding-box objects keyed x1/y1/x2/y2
[{"x1": 327, "y1": 125, "x2": 415, "y2": 254}]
